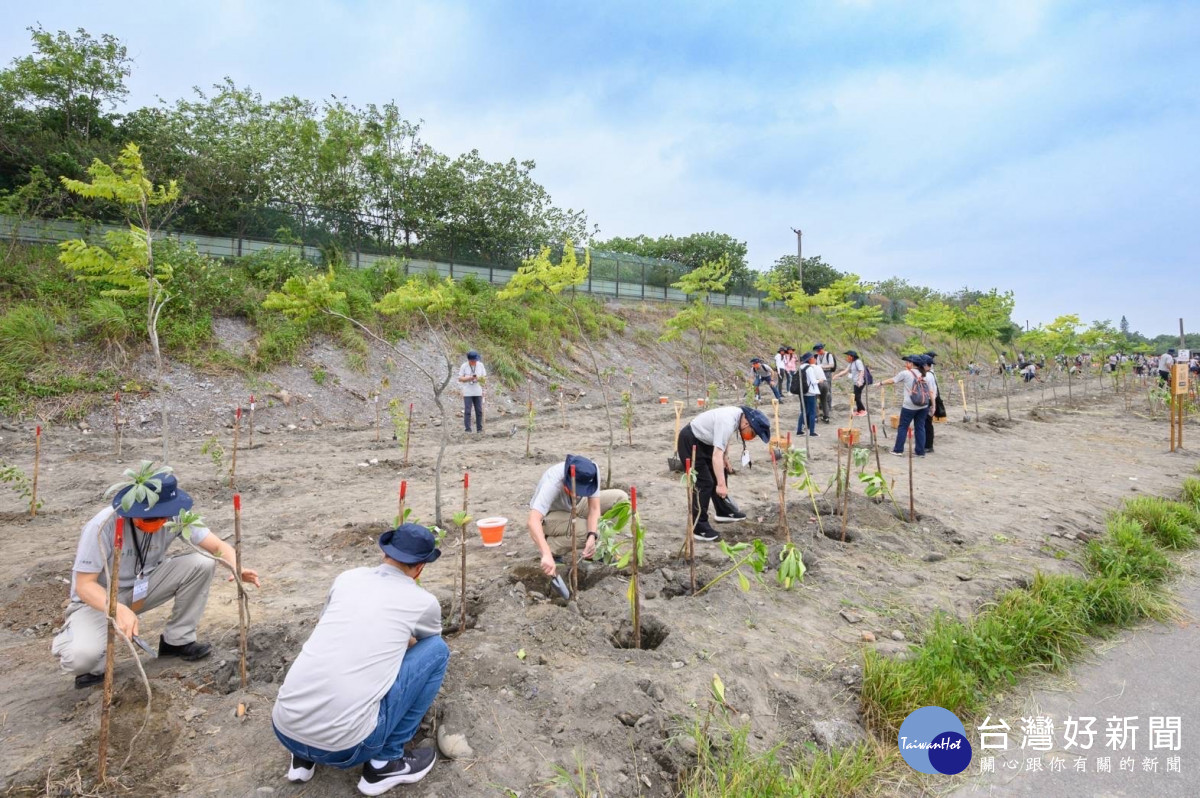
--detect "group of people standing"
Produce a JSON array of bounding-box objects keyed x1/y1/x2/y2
[{"x1": 750, "y1": 344, "x2": 870, "y2": 437}]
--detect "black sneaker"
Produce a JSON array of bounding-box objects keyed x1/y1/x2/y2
[
  {"x1": 157, "y1": 636, "x2": 212, "y2": 661},
  {"x1": 692, "y1": 524, "x2": 720, "y2": 543},
  {"x1": 713, "y1": 510, "x2": 746, "y2": 523},
  {"x1": 357, "y1": 748, "x2": 436, "y2": 795},
  {"x1": 287, "y1": 754, "x2": 316, "y2": 783},
  {"x1": 75, "y1": 672, "x2": 104, "y2": 689}
]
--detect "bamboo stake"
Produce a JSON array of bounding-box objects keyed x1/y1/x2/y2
[
  {"x1": 230, "y1": 407, "x2": 240, "y2": 490},
  {"x1": 907, "y1": 426, "x2": 916, "y2": 522},
  {"x1": 559, "y1": 390, "x2": 567, "y2": 430},
  {"x1": 525, "y1": 383, "x2": 533, "y2": 458},
  {"x1": 770, "y1": 447, "x2": 789, "y2": 542},
  {"x1": 460, "y1": 472, "x2": 469, "y2": 633},
  {"x1": 568, "y1": 465, "x2": 579, "y2": 595},
  {"x1": 374, "y1": 394, "x2": 382, "y2": 442},
  {"x1": 97, "y1": 516, "x2": 124, "y2": 783},
  {"x1": 397, "y1": 480, "x2": 407, "y2": 525},
  {"x1": 688, "y1": 445, "x2": 697, "y2": 594},
  {"x1": 673, "y1": 401, "x2": 685, "y2": 450},
  {"x1": 30, "y1": 425, "x2": 41, "y2": 518},
  {"x1": 630, "y1": 485, "x2": 641, "y2": 650},
  {"x1": 403, "y1": 402, "x2": 413, "y2": 467},
  {"x1": 248, "y1": 395, "x2": 255, "y2": 450},
  {"x1": 113, "y1": 392, "x2": 122, "y2": 457},
  {"x1": 233, "y1": 494, "x2": 248, "y2": 689}
]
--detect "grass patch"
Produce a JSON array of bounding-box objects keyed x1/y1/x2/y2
[
  {"x1": 1182, "y1": 477, "x2": 1200, "y2": 507},
  {"x1": 680, "y1": 723, "x2": 896, "y2": 797},
  {"x1": 861, "y1": 495, "x2": 1197, "y2": 738}
]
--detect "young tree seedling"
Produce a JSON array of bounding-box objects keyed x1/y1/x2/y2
[
  {"x1": 524, "y1": 385, "x2": 535, "y2": 458},
  {"x1": 908, "y1": 427, "x2": 916, "y2": 522},
  {"x1": 559, "y1": 389, "x2": 567, "y2": 431},
  {"x1": 784, "y1": 448, "x2": 823, "y2": 539},
  {"x1": 628, "y1": 486, "x2": 642, "y2": 648},
  {"x1": 248, "y1": 394, "x2": 256, "y2": 450},
  {"x1": 30, "y1": 425, "x2": 40, "y2": 518},
  {"x1": 686, "y1": 446, "x2": 698, "y2": 594},
  {"x1": 230, "y1": 407, "x2": 241, "y2": 489},
  {"x1": 457, "y1": 472, "x2": 470, "y2": 634},
  {"x1": 621, "y1": 390, "x2": 634, "y2": 446},
  {"x1": 232, "y1": 495, "x2": 248, "y2": 687},
  {"x1": 696, "y1": 539, "x2": 768, "y2": 595}
]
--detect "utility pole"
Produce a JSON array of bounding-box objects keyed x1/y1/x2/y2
[{"x1": 791, "y1": 227, "x2": 803, "y2": 290}]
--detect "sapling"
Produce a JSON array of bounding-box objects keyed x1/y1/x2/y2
[
  {"x1": 621, "y1": 390, "x2": 634, "y2": 446},
  {"x1": 113, "y1": 391, "x2": 122, "y2": 457},
  {"x1": 770, "y1": 446, "x2": 806, "y2": 590},
  {"x1": 200, "y1": 436, "x2": 227, "y2": 483},
  {"x1": 386, "y1": 398, "x2": 409, "y2": 450},
  {"x1": 685, "y1": 445, "x2": 698, "y2": 593},
  {"x1": 599, "y1": 496, "x2": 646, "y2": 647},
  {"x1": 456, "y1": 472, "x2": 471, "y2": 634},
  {"x1": 696, "y1": 539, "x2": 768, "y2": 595},
  {"x1": 1, "y1": 461, "x2": 40, "y2": 511},
  {"x1": 783, "y1": 448, "x2": 823, "y2": 538},
  {"x1": 230, "y1": 407, "x2": 241, "y2": 489},
  {"x1": 706, "y1": 382, "x2": 719, "y2": 407},
  {"x1": 405, "y1": 402, "x2": 413, "y2": 466},
  {"x1": 524, "y1": 390, "x2": 536, "y2": 458},
  {"x1": 627, "y1": 486, "x2": 643, "y2": 648},
  {"x1": 248, "y1": 394, "x2": 256, "y2": 450},
  {"x1": 559, "y1": 389, "x2": 567, "y2": 431},
  {"x1": 232, "y1": 495, "x2": 248, "y2": 687}
]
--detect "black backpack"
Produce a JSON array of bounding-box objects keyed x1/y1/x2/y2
[{"x1": 863, "y1": 364, "x2": 874, "y2": 386}]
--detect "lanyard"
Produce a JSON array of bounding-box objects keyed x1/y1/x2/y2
[{"x1": 130, "y1": 526, "x2": 149, "y2": 575}]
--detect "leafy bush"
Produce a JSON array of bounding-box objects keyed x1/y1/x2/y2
[
  {"x1": 0, "y1": 304, "x2": 59, "y2": 384},
  {"x1": 79, "y1": 297, "x2": 132, "y2": 352}
]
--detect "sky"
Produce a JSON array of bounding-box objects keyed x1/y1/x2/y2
[{"x1": 3, "y1": 0, "x2": 1198, "y2": 335}]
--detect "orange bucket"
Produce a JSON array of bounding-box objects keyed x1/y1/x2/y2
[
  {"x1": 837, "y1": 428, "x2": 861, "y2": 446},
  {"x1": 889, "y1": 413, "x2": 900, "y2": 429},
  {"x1": 697, "y1": 398, "x2": 706, "y2": 407},
  {"x1": 659, "y1": 396, "x2": 669, "y2": 404},
  {"x1": 477, "y1": 516, "x2": 507, "y2": 547}
]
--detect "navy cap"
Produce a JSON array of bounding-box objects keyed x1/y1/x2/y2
[
  {"x1": 800, "y1": 351, "x2": 815, "y2": 361},
  {"x1": 902, "y1": 355, "x2": 918, "y2": 364},
  {"x1": 466, "y1": 350, "x2": 479, "y2": 360},
  {"x1": 739, "y1": 406, "x2": 772, "y2": 444},
  {"x1": 813, "y1": 343, "x2": 826, "y2": 350},
  {"x1": 564, "y1": 455, "x2": 598, "y2": 498},
  {"x1": 112, "y1": 472, "x2": 193, "y2": 519},
  {"x1": 924, "y1": 351, "x2": 938, "y2": 359},
  {"x1": 379, "y1": 523, "x2": 442, "y2": 564},
  {"x1": 844, "y1": 350, "x2": 859, "y2": 359}
]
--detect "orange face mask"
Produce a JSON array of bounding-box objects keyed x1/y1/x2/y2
[
  {"x1": 740, "y1": 426, "x2": 756, "y2": 441},
  {"x1": 133, "y1": 517, "x2": 168, "y2": 533}
]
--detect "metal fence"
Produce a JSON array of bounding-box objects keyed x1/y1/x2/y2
[{"x1": 1, "y1": 212, "x2": 771, "y2": 309}]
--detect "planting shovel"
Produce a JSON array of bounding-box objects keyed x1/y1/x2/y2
[
  {"x1": 131, "y1": 635, "x2": 158, "y2": 659},
  {"x1": 958, "y1": 379, "x2": 970, "y2": 422},
  {"x1": 550, "y1": 574, "x2": 571, "y2": 600}
]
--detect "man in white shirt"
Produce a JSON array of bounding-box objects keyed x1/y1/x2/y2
[
  {"x1": 813, "y1": 344, "x2": 836, "y2": 422},
  {"x1": 272, "y1": 524, "x2": 447, "y2": 794},
  {"x1": 458, "y1": 350, "x2": 486, "y2": 433},
  {"x1": 1158, "y1": 348, "x2": 1176, "y2": 386},
  {"x1": 677, "y1": 405, "x2": 771, "y2": 543},
  {"x1": 526, "y1": 455, "x2": 628, "y2": 576},
  {"x1": 795, "y1": 352, "x2": 823, "y2": 436}
]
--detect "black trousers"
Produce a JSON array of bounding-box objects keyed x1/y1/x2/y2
[
  {"x1": 678, "y1": 424, "x2": 717, "y2": 525},
  {"x1": 925, "y1": 396, "x2": 946, "y2": 449},
  {"x1": 853, "y1": 384, "x2": 865, "y2": 412}
]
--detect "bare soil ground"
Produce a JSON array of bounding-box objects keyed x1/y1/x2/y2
[{"x1": 1, "y1": 329, "x2": 1195, "y2": 797}]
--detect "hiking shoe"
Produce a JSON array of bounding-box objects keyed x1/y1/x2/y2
[
  {"x1": 808, "y1": 432, "x2": 820, "y2": 437},
  {"x1": 357, "y1": 748, "x2": 436, "y2": 795},
  {"x1": 74, "y1": 672, "x2": 104, "y2": 689},
  {"x1": 157, "y1": 636, "x2": 212, "y2": 661},
  {"x1": 692, "y1": 525, "x2": 720, "y2": 543},
  {"x1": 713, "y1": 509, "x2": 746, "y2": 523},
  {"x1": 891, "y1": 451, "x2": 905, "y2": 457},
  {"x1": 853, "y1": 410, "x2": 868, "y2": 417},
  {"x1": 287, "y1": 754, "x2": 316, "y2": 783}
]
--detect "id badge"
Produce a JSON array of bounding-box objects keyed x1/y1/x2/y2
[
  {"x1": 741, "y1": 450, "x2": 752, "y2": 468},
  {"x1": 131, "y1": 575, "x2": 149, "y2": 612}
]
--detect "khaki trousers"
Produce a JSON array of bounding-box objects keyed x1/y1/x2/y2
[
  {"x1": 542, "y1": 489, "x2": 628, "y2": 552},
  {"x1": 51, "y1": 552, "x2": 216, "y2": 676}
]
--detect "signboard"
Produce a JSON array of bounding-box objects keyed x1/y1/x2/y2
[{"x1": 1173, "y1": 363, "x2": 1189, "y2": 396}]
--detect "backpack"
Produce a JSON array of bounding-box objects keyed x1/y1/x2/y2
[
  {"x1": 788, "y1": 366, "x2": 803, "y2": 395},
  {"x1": 863, "y1": 363, "x2": 874, "y2": 386},
  {"x1": 909, "y1": 373, "x2": 932, "y2": 407}
]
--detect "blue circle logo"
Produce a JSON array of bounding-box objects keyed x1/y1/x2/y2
[{"x1": 897, "y1": 706, "x2": 973, "y2": 774}]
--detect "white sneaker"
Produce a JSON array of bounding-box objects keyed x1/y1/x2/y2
[{"x1": 287, "y1": 754, "x2": 316, "y2": 783}]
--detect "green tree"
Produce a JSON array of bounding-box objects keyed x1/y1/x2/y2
[
  {"x1": 759, "y1": 254, "x2": 844, "y2": 297},
  {"x1": 1023, "y1": 314, "x2": 1084, "y2": 402},
  {"x1": 1, "y1": 25, "x2": 131, "y2": 140},
  {"x1": 58, "y1": 143, "x2": 181, "y2": 462},
  {"x1": 660, "y1": 255, "x2": 733, "y2": 390},
  {"x1": 787, "y1": 273, "x2": 883, "y2": 339},
  {"x1": 498, "y1": 243, "x2": 618, "y2": 487},
  {"x1": 594, "y1": 231, "x2": 751, "y2": 290}
]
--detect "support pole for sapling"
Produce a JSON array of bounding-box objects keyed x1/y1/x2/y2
[
  {"x1": 113, "y1": 392, "x2": 122, "y2": 457},
  {"x1": 230, "y1": 407, "x2": 241, "y2": 489},
  {"x1": 907, "y1": 426, "x2": 916, "y2": 523},
  {"x1": 403, "y1": 403, "x2": 413, "y2": 467},
  {"x1": 30, "y1": 425, "x2": 41, "y2": 518},
  {"x1": 687, "y1": 445, "x2": 697, "y2": 594},
  {"x1": 374, "y1": 394, "x2": 382, "y2": 442},
  {"x1": 673, "y1": 401, "x2": 684, "y2": 450},
  {"x1": 630, "y1": 485, "x2": 641, "y2": 650},
  {"x1": 233, "y1": 494, "x2": 248, "y2": 689},
  {"x1": 568, "y1": 465, "x2": 579, "y2": 595},
  {"x1": 769, "y1": 447, "x2": 789, "y2": 542},
  {"x1": 460, "y1": 472, "x2": 469, "y2": 634},
  {"x1": 97, "y1": 516, "x2": 124, "y2": 783},
  {"x1": 397, "y1": 480, "x2": 407, "y2": 526},
  {"x1": 525, "y1": 383, "x2": 533, "y2": 458},
  {"x1": 248, "y1": 395, "x2": 255, "y2": 450},
  {"x1": 559, "y1": 390, "x2": 567, "y2": 430}
]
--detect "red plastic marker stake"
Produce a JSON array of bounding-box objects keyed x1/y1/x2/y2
[
  {"x1": 685, "y1": 458, "x2": 691, "y2": 473},
  {"x1": 233, "y1": 493, "x2": 241, "y2": 512},
  {"x1": 236, "y1": 406, "x2": 242, "y2": 420},
  {"x1": 36, "y1": 425, "x2": 40, "y2": 437},
  {"x1": 400, "y1": 480, "x2": 407, "y2": 500},
  {"x1": 463, "y1": 472, "x2": 469, "y2": 489},
  {"x1": 114, "y1": 516, "x2": 124, "y2": 549},
  {"x1": 631, "y1": 485, "x2": 638, "y2": 514}
]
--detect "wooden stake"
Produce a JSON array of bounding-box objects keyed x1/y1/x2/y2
[
  {"x1": 770, "y1": 447, "x2": 789, "y2": 542},
  {"x1": 397, "y1": 480, "x2": 407, "y2": 526},
  {"x1": 97, "y1": 516, "x2": 124, "y2": 783},
  {"x1": 460, "y1": 472, "x2": 469, "y2": 634},
  {"x1": 673, "y1": 401, "x2": 685, "y2": 450},
  {"x1": 907, "y1": 426, "x2": 915, "y2": 523},
  {"x1": 559, "y1": 390, "x2": 567, "y2": 430},
  {"x1": 630, "y1": 485, "x2": 641, "y2": 650},
  {"x1": 233, "y1": 494, "x2": 248, "y2": 689},
  {"x1": 568, "y1": 465, "x2": 579, "y2": 595},
  {"x1": 374, "y1": 394, "x2": 382, "y2": 442},
  {"x1": 687, "y1": 445, "x2": 697, "y2": 594},
  {"x1": 248, "y1": 395, "x2": 255, "y2": 451},
  {"x1": 230, "y1": 407, "x2": 240, "y2": 490},
  {"x1": 30, "y1": 425, "x2": 40, "y2": 518},
  {"x1": 403, "y1": 402, "x2": 413, "y2": 467},
  {"x1": 525, "y1": 383, "x2": 533, "y2": 458},
  {"x1": 114, "y1": 392, "x2": 122, "y2": 457}
]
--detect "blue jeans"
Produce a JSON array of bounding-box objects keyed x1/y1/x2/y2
[
  {"x1": 754, "y1": 375, "x2": 782, "y2": 401},
  {"x1": 893, "y1": 406, "x2": 928, "y2": 455},
  {"x1": 463, "y1": 395, "x2": 483, "y2": 431},
  {"x1": 274, "y1": 636, "x2": 450, "y2": 767},
  {"x1": 797, "y1": 395, "x2": 817, "y2": 435}
]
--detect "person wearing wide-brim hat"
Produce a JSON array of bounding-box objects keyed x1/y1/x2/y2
[
  {"x1": 833, "y1": 350, "x2": 870, "y2": 417},
  {"x1": 812, "y1": 343, "x2": 837, "y2": 422},
  {"x1": 922, "y1": 351, "x2": 946, "y2": 453},
  {"x1": 527, "y1": 454, "x2": 629, "y2": 576},
  {"x1": 272, "y1": 523, "x2": 447, "y2": 791},
  {"x1": 52, "y1": 465, "x2": 260, "y2": 689},
  {"x1": 677, "y1": 405, "x2": 771, "y2": 543},
  {"x1": 875, "y1": 355, "x2": 930, "y2": 457}
]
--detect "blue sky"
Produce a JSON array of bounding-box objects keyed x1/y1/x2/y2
[{"x1": 4, "y1": 0, "x2": 1198, "y2": 335}]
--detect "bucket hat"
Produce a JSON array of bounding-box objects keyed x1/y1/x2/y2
[
  {"x1": 563, "y1": 455, "x2": 599, "y2": 497},
  {"x1": 111, "y1": 472, "x2": 193, "y2": 519},
  {"x1": 379, "y1": 523, "x2": 442, "y2": 564}
]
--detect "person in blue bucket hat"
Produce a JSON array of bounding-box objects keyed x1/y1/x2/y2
[
  {"x1": 676, "y1": 405, "x2": 771, "y2": 543},
  {"x1": 52, "y1": 464, "x2": 261, "y2": 689},
  {"x1": 527, "y1": 454, "x2": 629, "y2": 576},
  {"x1": 273, "y1": 522, "x2": 448, "y2": 793}
]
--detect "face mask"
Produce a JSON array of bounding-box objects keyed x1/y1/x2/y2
[
  {"x1": 740, "y1": 426, "x2": 756, "y2": 441},
  {"x1": 133, "y1": 517, "x2": 168, "y2": 533}
]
